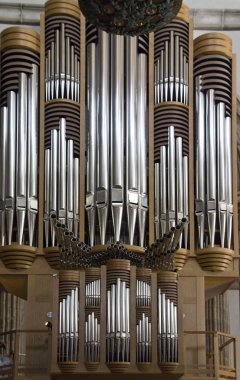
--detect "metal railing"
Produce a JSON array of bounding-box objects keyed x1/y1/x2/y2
[
  {"x1": 0, "y1": 330, "x2": 51, "y2": 378},
  {"x1": 183, "y1": 331, "x2": 237, "y2": 379}
]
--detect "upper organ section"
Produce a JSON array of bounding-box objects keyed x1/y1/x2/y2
[
  {"x1": 0, "y1": 27, "x2": 40, "y2": 249},
  {"x1": 154, "y1": 4, "x2": 189, "y2": 105},
  {"x1": 43, "y1": 0, "x2": 81, "y2": 247},
  {"x1": 85, "y1": 29, "x2": 149, "y2": 247},
  {"x1": 194, "y1": 33, "x2": 234, "y2": 257},
  {"x1": 45, "y1": 0, "x2": 80, "y2": 102},
  {"x1": 153, "y1": 5, "x2": 190, "y2": 249}
]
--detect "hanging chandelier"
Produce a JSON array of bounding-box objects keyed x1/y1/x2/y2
[{"x1": 78, "y1": 0, "x2": 183, "y2": 36}]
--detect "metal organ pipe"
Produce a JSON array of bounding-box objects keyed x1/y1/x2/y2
[
  {"x1": 225, "y1": 116, "x2": 233, "y2": 249},
  {"x1": 0, "y1": 107, "x2": 7, "y2": 246},
  {"x1": 59, "y1": 118, "x2": 66, "y2": 224},
  {"x1": 206, "y1": 89, "x2": 217, "y2": 247},
  {"x1": 97, "y1": 30, "x2": 110, "y2": 245},
  {"x1": 6, "y1": 91, "x2": 17, "y2": 245},
  {"x1": 17, "y1": 72, "x2": 28, "y2": 245},
  {"x1": 86, "y1": 42, "x2": 97, "y2": 246},
  {"x1": 28, "y1": 64, "x2": 39, "y2": 246},
  {"x1": 217, "y1": 102, "x2": 227, "y2": 248},
  {"x1": 126, "y1": 36, "x2": 138, "y2": 245},
  {"x1": 138, "y1": 53, "x2": 148, "y2": 247},
  {"x1": 111, "y1": 34, "x2": 124, "y2": 242},
  {"x1": 195, "y1": 76, "x2": 205, "y2": 249}
]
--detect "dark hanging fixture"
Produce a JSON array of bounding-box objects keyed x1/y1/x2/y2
[{"x1": 78, "y1": 0, "x2": 183, "y2": 36}]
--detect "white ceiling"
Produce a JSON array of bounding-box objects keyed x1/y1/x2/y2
[
  {"x1": 185, "y1": 0, "x2": 240, "y2": 9},
  {"x1": 1, "y1": 0, "x2": 240, "y2": 9}
]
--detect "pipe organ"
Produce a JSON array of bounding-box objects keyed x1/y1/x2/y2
[{"x1": 0, "y1": 0, "x2": 238, "y2": 377}]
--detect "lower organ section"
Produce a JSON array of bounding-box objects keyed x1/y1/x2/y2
[{"x1": 56, "y1": 263, "x2": 179, "y2": 374}]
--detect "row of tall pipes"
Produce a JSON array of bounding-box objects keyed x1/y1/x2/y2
[
  {"x1": 58, "y1": 287, "x2": 79, "y2": 362},
  {"x1": 57, "y1": 282, "x2": 178, "y2": 364},
  {"x1": 195, "y1": 78, "x2": 233, "y2": 248},
  {"x1": 158, "y1": 288, "x2": 178, "y2": 363},
  {"x1": 154, "y1": 126, "x2": 189, "y2": 247},
  {"x1": 136, "y1": 280, "x2": 151, "y2": 307},
  {"x1": 85, "y1": 312, "x2": 100, "y2": 362},
  {"x1": 106, "y1": 278, "x2": 130, "y2": 362},
  {"x1": 86, "y1": 32, "x2": 148, "y2": 247},
  {"x1": 0, "y1": 66, "x2": 39, "y2": 246},
  {"x1": 85, "y1": 280, "x2": 101, "y2": 307},
  {"x1": 44, "y1": 118, "x2": 80, "y2": 246},
  {"x1": 45, "y1": 23, "x2": 80, "y2": 101},
  {"x1": 154, "y1": 30, "x2": 188, "y2": 104},
  {"x1": 136, "y1": 313, "x2": 152, "y2": 363}
]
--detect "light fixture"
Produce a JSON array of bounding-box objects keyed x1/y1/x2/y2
[
  {"x1": 78, "y1": 0, "x2": 183, "y2": 36},
  {"x1": 45, "y1": 321, "x2": 52, "y2": 330}
]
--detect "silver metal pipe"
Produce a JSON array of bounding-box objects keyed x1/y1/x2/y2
[
  {"x1": 183, "y1": 156, "x2": 189, "y2": 248},
  {"x1": 74, "y1": 54, "x2": 78, "y2": 102},
  {"x1": 51, "y1": 41, "x2": 55, "y2": 99},
  {"x1": 155, "y1": 163, "x2": 160, "y2": 239},
  {"x1": 47, "y1": 51, "x2": 51, "y2": 101},
  {"x1": 168, "y1": 126, "x2": 176, "y2": 228},
  {"x1": 116, "y1": 278, "x2": 121, "y2": 333},
  {"x1": 55, "y1": 29, "x2": 60, "y2": 99},
  {"x1": 77, "y1": 59, "x2": 80, "y2": 102},
  {"x1": 74, "y1": 287, "x2": 78, "y2": 334},
  {"x1": 66, "y1": 37, "x2": 70, "y2": 99},
  {"x1": 45, "y1": 55, "x2": 49, "y2": 101},
  {"x1": 86, "y1": 43, "x2": 97, "y2": 245},
  {"x1": 97, "y1": 31, "x2": 109, "y2": 245},
  {"x1": 164, "y1": 41, "x2": 169, "y2": 101},
  {"x1": 6, "y1": 91, "x2": 17, "y2": 245},
  {"x1": 67, "y1": 139, "x2": 74, "y2": 232},
  {"x1": 111, "y1": 34, "x2": 124, "y2": 242},
  {"x1": 0, "y1": 107, "x2": 7, "y2": 245},
  {"x1": 121, "y1": 281, "x2": 126, "y2": 334},
  {"x1": 217, "y1": 102, "x2": 227, "y2": 248},
  {"x1": 225, "y1": 116, "x2": 233, "y2": 248},
  {"x1": 206, "y1": 89, "x2": 216, "y2": 247},
  {"x1": 60, "y1": 23, "x2": 65, "y2": 98},
  {"x1": 28, "y1": 64, "x2": 39, "y2": 246},
  {"x1": 138, "y1": 53, "x2": 148, "y2": 247},
  {"x1": 176, "y1": 137, "x2": 183, "y2": 247},
  {"x1": 107, "y1": 289, "x2": 111, "y2": 334},
  {"x1": 44, "y1": 149, "x2": 50, "y2": 246},
  {"x1": 184, "y1": 56, "x2": 188, "y2": 104},
  {"x1": 16, "y1": 72, "x2": 28, "y2": 244},
  {"x1": 70, "y1": 45, "x2": 75, "y2": 100},
  {"x1": 195, "y1": 76, "x2": 205, "y2": 249},
  {"x1": 58, "y1": 118, "x2": 66, "y2": 223},
  {"x1": 50, "y1": 129, "x2": 58, "y2": 245},
  {"x1": 179, "y1": 46, "x2": 183, "y2": 103},
  {"x1": 126, "y1": 36, "x2": 138, "y2": 245},
  {"x1": 160, "y1": 145, "x2": 167, "y2": 237},
  {"x1": 73, "y1": 158, "x2": 80, "y2": 237},
  {"x1": 160, "y1": 50, "x2": 164, "y2": 103},
  {"x1": 166, "y1": 299, "x2": 171, "y2": 362},
  {"x1": 175, "y1": 36, "x2": 179, "y2": 102},
  {"x1": 154, "y1": 62, "x2": 157, "y2": 104},
  {"x1": 111, "y1": 284, "x2": 115, "y2": 333},
  {"x1": 170, "y1": 31, "x2": 174, "y2": 101}
]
